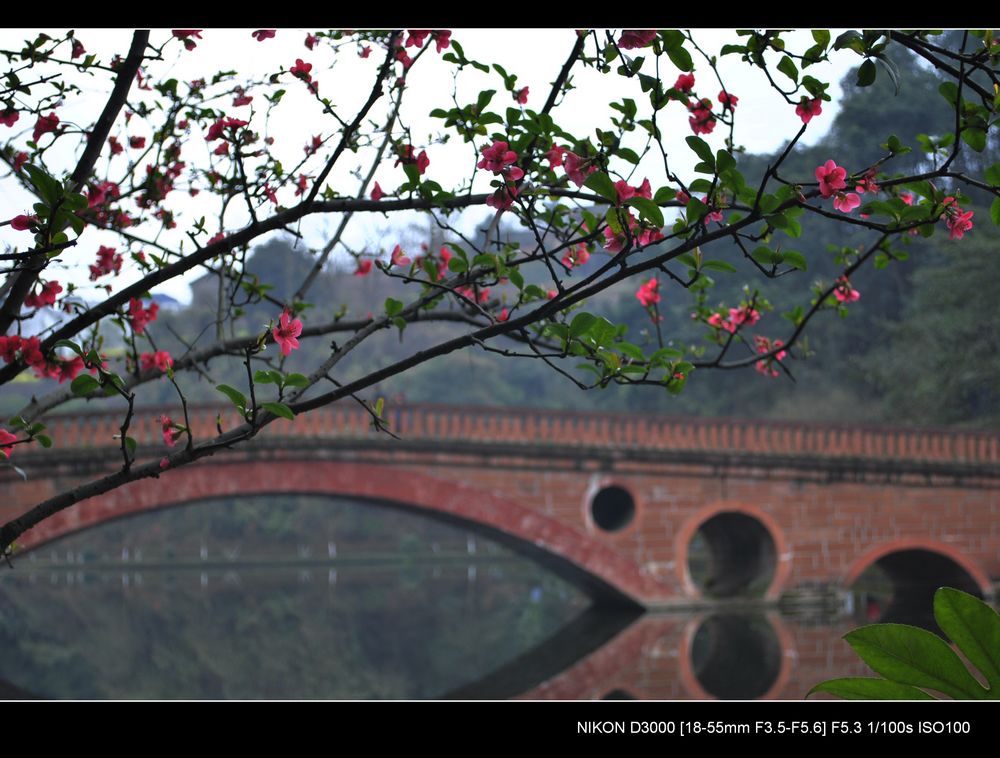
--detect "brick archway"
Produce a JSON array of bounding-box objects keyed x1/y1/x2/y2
[
  {"x1": 19, "y1": 459, "x2": 667, "y2": 607},
  {"x1": 674, "y1": 501, "x2": 792, "y2": 601},
  {"x1": 843, "y1": 538, "x2": 992, "y2": 596}
]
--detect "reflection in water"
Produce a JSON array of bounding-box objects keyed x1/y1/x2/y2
[
  {"x1": 689, "y1": 614, "x2": 782, "y2": 699},
  {"x1": 0, "y1": 494, "x2": 976, "y2": 700}
]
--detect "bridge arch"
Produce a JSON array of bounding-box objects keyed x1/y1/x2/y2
[
  {"x1": 843, "y1": 538, "x2": 992, "y2": 598},
  {"x1": 19, "y1": 459, "x2": 662, "y2": 608},
  {"x1": 675, "y1": 502, "x2": 792, "y2": 601}
]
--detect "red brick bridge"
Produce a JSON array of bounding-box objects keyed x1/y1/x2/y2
[{"x1": 4, "y1": 403, "x2": 998, "y2": 609}]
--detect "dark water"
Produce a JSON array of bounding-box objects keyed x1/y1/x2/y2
[{"x1": 0, "y1": 494, "x2": 955, "y2": 700}]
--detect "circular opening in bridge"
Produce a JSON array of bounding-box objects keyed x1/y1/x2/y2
[
  {"x1": 849, "y1": 549, "x2": 983, "y2": 631},
  {"x1": 690, "y1": 614, "x2": 782, "y2": 700},
  {"x1": 687, "y1": 512, "x2": 776, "y2": 598},
  {"x1": 590, "y1": 486, "x2": 636, "y2": 533}
]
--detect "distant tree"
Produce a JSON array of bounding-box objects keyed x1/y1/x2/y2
[{"x1": 1, "y1": 29, "x2": 998, "y2": 556}]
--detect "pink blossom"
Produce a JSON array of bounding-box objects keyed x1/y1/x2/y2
[
  {"x1": 108, "y1": 135, "x2": 124, "y2": 155},
  {"x1": 13, "y1": 152, "x2": 28, "y2": 172},
  {"x1": 140, "y1": 351, "x2": 173, "y2": 373},
  {"x1": 718, "y1": 90, "x2": 739, "y2": 110},
  {"x1": 205, "y1": 116, "x2": 248, "y2": 142},
  {"x1": 272, "y1": 310, "x2": 303, "y2": 357},
  {"x1": 390, "y1": 244, "x2": 412, "y2": 267},
  {"x1": 10, "y1": 215, "x2": 36, "y2": 231},
  {"x1": 406, "y1": 30, "x2": 431, "y2": 48},
  {"x1": 514, "y1": 87, "x2": 529, "y2": 105},
  {"x1": 360, "y1": 45, "x2": 372, "y2": 58},
  {"x1": 796, "y1": 97, "x2": 823, "y2": 125},
  {"x1": 0, "y1": 336, "x2": 22, "y2": 364},
  {"x1": 158, "y1": 415, "x2": 179, "y2": 447},
  {"x1": 618, "y1": 30, "x2": 657, "y2": 50},
  {"x1": 129, "y1": 136, "x2": 145, "y2": 149},
  {"x1": 252, "y1": 30, "x2": 276, "y2": 42},
  {"x1": 24, "y1": 280, "x2": 62, "y2": 309},
  {"x1": 753, "y1": 336, "x2": 786, "y2": 377},
  {"x1": 56, "y1": 356, "x2": 84, "y2": 384},
  {"x1": 674, "y1": 73, "x2": 695, "y2": 93},
  {"x1": 172, "y1": 30, "x2": 202, "y2": 51},
  {"x1": 0, "y1": 429, "x2": 18, "y2": 458},
  {"x1": 834, "y1": 276, "x2": 860, "y2": 303},
  {"x1": 564, "y1": 151, "x2": 597, "y2": 187},
  {"x1": 675, "y1": 190, "x2": 691, "y2": 205},
  {"x1": 486, "y1": 183, "x2": 518, "y2": 212},
  {"x1": 160, "y1": 457, "x2": 170, "y2": 470},
  {"x1": 432, "y1": 31, "x2": 452, "y2": 53},
  {"x1": 635, "y1": 278, "x2": 660, "y2": 307},
  {"x1": 88, "y1": 244, "x2": 120, "y2": 280},
  {"x1": 688, "y1": 99, "x2": 716, "y2": 135},
  {"x1": 498, "y1": 307, "x2": 509, "y2": 322},
  {"x1": 127, "y1": 298, "x2": 159, "y2": 334},
  {"x1": 477, "y1": 141, "x2": 519, "y2": 174},
  {"x1": 547, "y1": 290, "x2": 557, "y2": 300},
  {"x1": 561, "y1": 244, "x2": 590, "y2": 269},
  {"x1": 395, "y1": 47, "x2": 413, "y2": 68},
  {"x1": 833, "y1": 192, "x2": 861, "y2": 213},
  {"x1": 354, "y1": 259, "x2": 373, "y2": 276},
  {"x1": 290, "y1": 59, "x2": 313, "y2": 82},
  {"x1": 371, "y1": 182, "x2": 385, "y2": 201},
  {"x1": 614, "y1": 178, "x2": 651, "y2": 203},
  {"x1": 71, "y1": 39, "x2": 86, "y2": 58},
  {"x1": 232, "y1": 88, "x2": 253, "y2": 107},
  {"x1": 545, "y1": 144, "x2": 568, "y2": 169},
  {"x1": 855, "y1": 170, "x2": 879, "y2": 195},
  {"x1": 815, "y1": 160, "x2": 847, "y2": 198},
  {"x1": 33, "y1": 112, "x2": 60, "y2": 143},
  {"x1": 305, "y1": 33, "x2": 318, "y2": 50},
  {"x1": 900, "y1": 193, "x2": 914, "y2": 205},
  {"x1": 0, "y1": 108, "x2": 18, "y2": 128}
]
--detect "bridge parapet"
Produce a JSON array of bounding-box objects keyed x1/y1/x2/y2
[{"x1": 35, "y1": 403, "x2": 1000, "y2": 466}]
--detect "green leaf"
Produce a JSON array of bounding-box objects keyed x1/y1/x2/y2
[
  {"x1": 751, "y1": 246, "x2": 779, "y2": 266},
  {"x1": 625, "y1": 197, "x2": 664, "y2": 228},
  {"x1": 845, "y1": 624, "x2": 988, "y2": 699},
  {"x1": 666, "y1": 45, "x2": 693, "y2": 72},
  {"x1": 938, "y1": 81, "x2": 959, "y2": 106},
  {"x1": 253, "y1": 370, "x2": 279, "y2": 385},
  {"x1": 583, "y1": 172, "x2": 618, "y2": 202},
  {"x1": 781, "y1": 250, "x2": 808, "y2": 271},
  {"x1": 811, "y1": 30, "x2": 831, "y2": 48},
  {"x1": 991, "y1": 197, "x2": 1000, "y2": 227},
  {"x1": 685, "y1": 136, "x2": 714, "y2": 165},
  {"x1": 124, "y1": 436, "x2": 136, "y2": 460},
  {"x1": 508, "y1": 268, "x2": 524, "y2": 289},
  {"x1": 856, "y1": 59, "x2": 877, "y2": 87},
  {"x1": 701, "y1": 260, "x2": 737, "y2": 273},
  {"x1": 215, "y1": 384, "x2": 248, "y2": 411},
  {"x1": 617, "y1": 342, "x2": 646, "y2": 361},
  {"x1": 261, "y1": 402, "x2": 295, "y2": 420},
  {"x1": 569, "y1": 312, "x2": 597, "y2": 338},
  {"x1": 616, "y1": 147, "x2": 640, "y2": 164},
  {"x1": 284, "y1": 373, "x2": 310, "y2": 388},
  {"x1": 961, "y1": 128, "x2": 987, "y2": 152},
  {"x1": 70, "y1": 374, "x2": 100, "y2": 397},
  {"x1": 933, "y1": 588, "x2": 1000, "y2": 690},
  {"x1": 35, "y1": 434, "x2": 52, "y2": 448},
  {"x1": 985, "y1": 163, "x2": 1000, "y2": 187},
  {"x1": 23, "y1": 164, "x2": 62, "y2": 206},
  {"x1": 777, "y1": 55, "x2": 798, "y2": 83},
  {"x1": 384, "y1": 297, "x2": 404, "y2": 317},
  {"x1": 807, "y1": 678, "x2": 936, "y2": 700},
  {"x1": 53, "y1": 339, "x2": 83, "y2": 356}
]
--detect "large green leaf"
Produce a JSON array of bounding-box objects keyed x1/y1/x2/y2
[
  {"x1": 845, "y1": 624, "x2": 988, "y2": 699},
  {"x1": 808, "y1": 677, "x2": 936, "y2": 700},
  {"x1": 583, "y1": 172, "x2": 617, "y2": 203},
  {"x1": 933, "y1": 588, "x2": 1000, "y2": 692}
]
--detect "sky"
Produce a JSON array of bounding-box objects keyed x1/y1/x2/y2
[{"x1": 0, "y1": 29, "x2": 861, "y2": 305}]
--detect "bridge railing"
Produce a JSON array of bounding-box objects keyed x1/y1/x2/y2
[{"x1": 35, "y1": 403, "x2": 1000, "y2": 466}]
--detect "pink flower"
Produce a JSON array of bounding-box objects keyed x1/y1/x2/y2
[
  {"x1": 140, "y1": 351, "x2": 173, "y2": 373},
  {"x1": 371, "y1": 182, "x2": 385, "y2": 201},
  {"x1": 796, "y1": 97, "x2": 823, "y2": 124},
  {"x1": 395, "y1": 47, "x2": 413, "y2": 68},
  {"x1": 547, "y1": 290, "x2": 557, "y2": 300},
  {"x1": 815, "y1": 159, "x2": 847, "y2": 198},
  {"x1": 688, "y1": 99, "x2": 716, "y2": 135},
  {"x1": 486, "y1": 183, "x2": 518, "y2": 212},
  {"x1": 1, "y1": 108, "x2": 18, "y2": 127},
  {"x1": 252, "y1": 30, "x2": 276, "y2": 42},
  {"x1": 753, "y1": 336, "x2": 786, "y2": 377},
  {"x1": 675, "y1": 190, "x2": 691, "y2": 205},
  {"x1": 71, "y1": 39, "x2": 86, "y2": 59},
  {"x1": 564, "y1": 151, "x2": 597, "y2": 187},
  {"x1": 129, "y1": 136, "x2": 145, "y2": 149},
  {"x1": 160, "y1": 457, "x2": 170, "y2": 470},
  {"x1": 618, "y1": 30, "x2": 657, "y2": 50},
  {"x1": 834, "y1": 276, "x2": 860, "y2": 303},
  {"x1": 305, "y1": 33, "x2": 318, "y2": 50},
  {"x1": 205, "y1": 116, "x2": 248, "y2": 141},
  {"x1": 232, "y1": 88, "x2": 253, "y2": 107},
  {"x1": 855, "y1": 170, "x2": 879, "y2": 195},
  {"x1": 10, "y1": 215, "x2": 36, "y2": 231},
  {"x1": 395, "y1": 144, "x2": 430, "y2": 175},
  {"x1": 0, "y1": 429, "x2": 17, "y2": 458},
  {"x1": 360, "y1": 45, "x2": 372, "y2": 58},
  {"x1": 272, "y1": 310, "x2": 303, "y2": 357},
  {"x1": 561, "y1": 244, "x2": 590, "y2": 269},
  {"x1": 56, "y1": 356, "x2": 84, "y2": 384},
  {"x1": 497, "y1": 307, "x2": 509, "y2": 322},
  {"x1": 90, "y1": 245, "x2": 123, "y2": 280},
  {"x1": 941, "y1": 198, "x2": 974, "y2": 239},
  {"x1": 545, "y1": 144, "x2": 568, "y2": 169},
  {"x1": 158, "y1": 415, "x2": 179, "y2": 447},
  {"x1": 674, "y1": 73, "x2": 695, "y2": 93},
  {"x1": 13, "y1": 152, "x2": 28, "y2": 172},
  {"x1": 614, "y1": 178, "x2": 652, "y2": 203},
  {"x1": 432, "y1": 31, "x2": 452, "y2": 53},
  {"x1": 354, "y1": 259, "x2": 373, "y2": 276},
  {"x1": 24, "y1": 280, "x2": 62, "y2": 309},
  {"x1": 290, "y1": 58, "x2": 313, "y2": 82},
  {"x1": 718, "y1": 90, "x2": 739, "y2": 110},
  {"x1": 172, "y1": 30, "x2": 202, "y2": 51},
  {"x1": 900, "y1": 193, "x2": 914, "y2": 205},
  {"x1": 478, "y1": 141, "x2": 519, "y2": 174},
  {"x1": 390, "y1": 244, "x2": 412, "y2": 267},
  {"x1": 127, "y1": 298, "x2": 159, "y2": 334},
  {"x1": 0, "y1": 336, "x2": 22, "y2": 364},
  {"x1": 635, "y1": 278, "x2": 660, "y2": 307},
  {"x1": 304, "y1": 134, "x2": 322, "y2": 155},
  {"x1": 33, "y1": 112, "x2": 60, "y2": 142},
  {"x1": 108, "y1": 135, "x2": 124, "y2": 155},
  {"x1": 406, "y1": 30, "x2": 431, "y2": 48},
  {"x1": 514, "y1": 87, "x2": 529, "y2": 105},
  {"x1": 833, "y1": 192, "x2": 861, "y2": 213}
]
